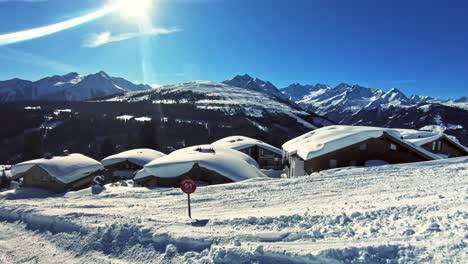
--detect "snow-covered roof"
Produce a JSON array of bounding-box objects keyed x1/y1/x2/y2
[
  {"x1": 101, "y1": 148, "x2": 166, "y2": 167},
  {"x1": 395, "y1": 128, "x2": 467, "y2": 152},
  {"x1": 395, "y1": 129, "x2": 442, "y2": 146},
  {"x1": 282, "y1": 125, "x2": 439, "y2": 160},
  {"x1": 135, "y1": 145, "x2": 266, "y2": 182},
  {"x1": 12, "y1": 154, "x2": 104, "y2": 184},
  {"x1": 211, "y1": 136, "x2": 282, "y2": 155}
]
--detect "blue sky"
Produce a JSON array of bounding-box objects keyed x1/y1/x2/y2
[{"x1": 0, "y1": 0, "x2": 467, "y2": 99}]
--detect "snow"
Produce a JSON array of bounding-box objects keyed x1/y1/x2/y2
[
  {"x1": 11, "y1": 154, "x2": 104, "y2": 184},
  {"x1": 134, "y1": 116, "x2": 152, "y2": 122},
  {"x1": 282, "y1": 125, "x2": 402, "y2": 160},
  {"x1": 0, "y1": 165, "x2": 11, "y2": 178},
  {"x1": 420, "y1": 124, "x2": 464, "y2": 133},
  {"x1": 116, "y1": 115, "x2": 134, "y2": 121},
  {"x1": 0, "y1": 72, "x2": 152, "y2": 102},
  {"x1": 293, "y1": 84, "x2": 385, "y2": 116},
  {"x1": 396, "y1": 128, "x2": 468, "y2": 151},
  {"x1": 53, "y1": 109, "x2": 72, "y2": 115},
  {"x1": 0, "y1": 157, "x2": 466, "y2": 263},
  {"x1": 212, "y1": 136, "x2": 282, "y2": 155},
  {"x1": 24, "y1": 106, "x2": 41, "y2": 110},
  {"x1": 41, "y1": 120, "x2": 63, "y2": 130},
  {"x1": 101, "y1": 149, "x2": 166, "y2": 168},
  {"x1": 395, "y1": 128, "x2": 441, "y2": 146},
  {"x1": 135, "y1": 145, "x2": 266, "y2": 182},
  {"x1": 246, "y1": 119, "x2": 268, "y2": 131},
  {"x1": 437, "y1": 100, "x2": 468, "y2": 111}
]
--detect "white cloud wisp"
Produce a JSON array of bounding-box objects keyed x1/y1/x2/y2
[{"x1": 83, "y1": 27, "x2": 181, "y2": 48}]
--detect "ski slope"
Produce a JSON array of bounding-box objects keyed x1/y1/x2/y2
[{"x1": 0, "y1": 157, "x2": 467, "y2": 263}]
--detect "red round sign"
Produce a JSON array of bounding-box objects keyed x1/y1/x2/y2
[{"x1": 180, "y1": 178, "x2": 196, "y2": 194}]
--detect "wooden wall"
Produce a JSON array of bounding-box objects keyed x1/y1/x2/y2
[{"x1": 303, "y1": 135, "x2": 430, "y2": 174}]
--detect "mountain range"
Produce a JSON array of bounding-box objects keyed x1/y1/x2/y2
[
  {"x1": 1, "y1": 72, "x2": 466, "y2": 146},
  {"x1": 281, "y1": 82, "x2": 466, "y2": 122},
  {"x1": 0, "y1": 71, "x2": 151, "y2": 102}
]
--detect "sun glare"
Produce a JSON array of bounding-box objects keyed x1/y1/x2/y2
[{"x1": 116, "y1": 0, "x2": 153, "y2": 21}]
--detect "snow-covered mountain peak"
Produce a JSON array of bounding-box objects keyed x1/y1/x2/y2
[
  {"x1": 95, "y1": 70, "x2": 110, "y2": 79},
  {"x1": 409, "y1": 94, "x2": 432, "y2": 104},
  {"x1": 335, "y1": 83, "x2": 352, "y2": 90},
  {"x1": 382, "y1": 87, "x2": 408, "y2": 101},
  {"x1": 222, "y1": 74, "x2": 287, "y2": 101},
  {"x1": 281, "y1": 83, "x2": 328, "y2": 101}
]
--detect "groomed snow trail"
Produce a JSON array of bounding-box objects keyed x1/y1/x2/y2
[{"x1": 0, "y1": 157, "x2": 467, "y2": 263}]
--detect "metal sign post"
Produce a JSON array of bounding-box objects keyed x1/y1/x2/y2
[
  {"x1": 187, "y1": 193, "x2": 192, "y2": 218},
  {"x1": 180, "y1": 178, "x2": 196, "y2": 218}
]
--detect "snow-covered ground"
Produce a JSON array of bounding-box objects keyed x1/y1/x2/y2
[{"x1": 0, "y1": 158, "x2": 467, "y2": 263}]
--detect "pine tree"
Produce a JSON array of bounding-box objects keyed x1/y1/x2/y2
[
  {"x1": 139, "y1": 122, "x2": 159, "y2": 150},
  {"x1": 99, "y1": 137, "x2": 115, "y2": 159},
  {"x1": 22, "y1": 131, "x2": 43, "y2": 161}
]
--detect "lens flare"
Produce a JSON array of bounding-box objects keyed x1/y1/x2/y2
[
  {"x1": 0, "y1": 4, "x2": 120, "y2": 46},
  {"x1": 117, "y1": 0, "x2": 153, "y2": 21}
]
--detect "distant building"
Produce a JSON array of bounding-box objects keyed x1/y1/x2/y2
[
  {"x1": 11, "y1": 153, "x2": 104, "y2": 192},
  {"x1": 134, "y1": 145, "x2": 266, "y2": 187},
  {"x1": 101, "y1": 149, "x2": 166, "y2": 182},
  {"x1": 211, "y1": 136, "x2": 283, "y2": 169},
  {"x1": 282, "y1": 126, "x2": 439, "y2": 177},
  {"x1": 397, "y1": 129, "x2": 468, "y2": 158}
]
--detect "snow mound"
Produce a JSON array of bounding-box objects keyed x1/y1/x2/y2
[
  {"x1": 212, "y1": 135, "x2": 282, "y2": 155},
  {"x1": 101, "y1": 148, "x2": 166, "y2": 167},
  {"x1": 11, "y1": 154, "x2": 103, "y2": 184},
  {"x1": 282, "y1": 125, "x2": 402, "y2": 160},
  {"x1": 135, "y1": 145, "x2": 266, "y2": 181}
]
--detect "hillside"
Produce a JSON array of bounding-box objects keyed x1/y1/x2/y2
[
  {"x1": 105, "y1": 80, "x2": 330, "y2": 128},
  {"x1": 0, "y1": 80, "x2": 332, "y2": 163}
]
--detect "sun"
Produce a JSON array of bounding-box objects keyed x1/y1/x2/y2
[{"x1": 115, "y1": 0, "x2": 153, "y2": 21}]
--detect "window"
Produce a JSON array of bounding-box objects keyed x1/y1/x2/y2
[
  {"x1": 432, "y1": 141, "x2": 437, "y2": 151},
  {"x1": 329, "y1": 159, "x2": 338, "y2": 168},
  {"x1": 260, "y1": 148, "x2": 273, "y2": 158},
  {"x1": 349, "y1": 160, "x2": 357, "y2": 166},
  {"x1": 360, "y1": 143, "x2": 367, "y2": 151},
  {"x1": 437, "y1": 141, "x2": 442, "y2": 152},
  {"x1": 390, "y1": 143, "x2": 397, "y2": 151}
]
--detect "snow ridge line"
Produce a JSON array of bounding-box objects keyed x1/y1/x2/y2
[
  {"x1": 0, "y1": 206, "x2": 213, "y2": 256},
  {"x1": 0, "y1": 206, "x2": 86, "y2": 234}
]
